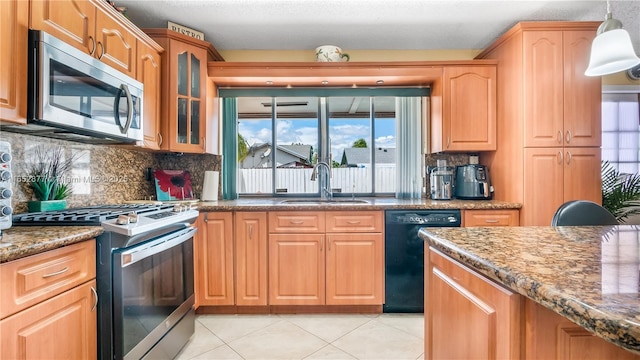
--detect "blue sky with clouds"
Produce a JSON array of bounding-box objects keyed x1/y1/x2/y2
[{"x1": 238, "y1": 117, "x2": 396, "y2": 161}]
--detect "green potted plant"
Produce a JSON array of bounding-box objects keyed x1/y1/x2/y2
[
  {"x1": 25, "y1": 145, "x2": 78, "y2": 212},
  {"x1": 601, "y1": 161, "x2": 640, "y2": 223}
]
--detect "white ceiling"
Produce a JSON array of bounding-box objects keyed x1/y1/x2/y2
[{"x1": 116, "y1": 0, "x2": 640, "y2": 52}]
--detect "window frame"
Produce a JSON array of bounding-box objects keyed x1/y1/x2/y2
[{"x1": 222, "y1": 88, "x2": 429, "y2": 199}]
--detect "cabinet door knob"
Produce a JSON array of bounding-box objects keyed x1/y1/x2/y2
[
  {"x1": 557, "y1": 151, "x2": 563, "y2": 164},
  {"x1": 157, "y1": 133, "x2": 163, "y2": 146},
  {"x1": 248, "y1": 224, "x2": 253, "y2": 239},
  {"x1": 88, "y1": 36, "x2": 96, "y2": 55},
  {"x1": 96, "y1": 42, "x2": 104, "y2": 59},
  {"x1": 446, "y1": 136, "x2": 450, "y2": 149},
  {"x1": 566, "y1": 151, "x2": 572, "y2": 165},
  {"x1": 90, "y1": 286, "x2": 98, "y2": 312},
  {"x1": 565, "y1": 130, "x2": 572, "y2": 144},
  {"x1": 557, "y1": 131, "x2": 562, "y2": 144}
]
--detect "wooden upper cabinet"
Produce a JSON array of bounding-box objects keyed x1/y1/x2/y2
[
  {"x1": 147, "y1": 29, "x2": 209, "y2": 153},
  {"x1": 562, "y1": 30, "x2": 601, "y2": 148},
  {"x1": 137, "y1": 40, "x2": 162, "y2": 150},
  {"x1": 30, "y1": 0, "x2": 136, "y2": 78},
  {"x1": 523, "y1": 30, "x2": 600, "y2": 148},
  {"x1": 30, "y1": 0, "x2": 95, "y2": 54},
  {"x1": 437, "y1": 65, "x2": 497, "y2": 152},
  {"x1": 93, "y1": 5, "x2": 136, "y2": 77},
  {"x1": 0, "y1": 0, "x2": 28, "y2": 124}
]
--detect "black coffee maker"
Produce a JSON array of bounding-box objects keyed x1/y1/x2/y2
[{"x1": 454, "y1": 164, "x2": 493, "y2": 199}]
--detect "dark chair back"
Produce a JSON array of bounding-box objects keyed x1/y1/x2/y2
[{"x1": 551, "y1": 200, "x2": 618, "y2": 226}]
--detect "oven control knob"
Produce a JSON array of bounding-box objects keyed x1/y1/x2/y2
[
  {"x1": 116, "y1": 214, "x2": 130, "y2": 225},
  {"x1": 0, "y1": 171, "x2": 10, "y2": 181},
  {"x1": 0, "y1": 188, "x2": 12, "y2": 199},
  {"x1": 0, "y1": 206, "x2": 12, "y2": 217},
  {"x1": 128, "y1": 213, "x2": 139, "y2": 223},
  {"x1": 0, "y1": 153, "x2": 11, "y2": 163},
  {"x1": 173, "y1": 204, "x2": 185, "y2": 212}
]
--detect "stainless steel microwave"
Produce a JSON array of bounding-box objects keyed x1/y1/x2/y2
[{"x1": 2, "y1": 30, "x2": 143, "y2": 144}]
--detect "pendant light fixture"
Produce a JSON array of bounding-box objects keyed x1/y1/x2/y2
[{"x1": 585, "y1": 0, "x2": 640, "y2": 76}]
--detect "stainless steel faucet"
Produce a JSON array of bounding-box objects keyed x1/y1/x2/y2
[{"x1": 310, "y1": 161, "x2": 332, "y2": 200}]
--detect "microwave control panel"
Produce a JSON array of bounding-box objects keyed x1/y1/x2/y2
[{"x1": 0, "y1": 141, "x2": 12, "y2": 233}]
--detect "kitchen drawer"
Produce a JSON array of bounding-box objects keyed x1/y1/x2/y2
[
  {"x1": 268, "y1": 212, "x2": 325, "y2": 233},
  {"x1": 462, "y1": 210, "x2": 519, "y2": 227},
  {"x1": 0, "y1": 240, "x2": 96, "y2": 319},
  {"x1": 326, "y1": 211, "x2": 383, "y2": 233}
]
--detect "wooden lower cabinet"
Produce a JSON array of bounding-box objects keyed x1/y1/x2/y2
[
  {"x1": 268, "y1": 233, "x2": 325, "y2": 305},
  {"x1": 462, "y1": 209, "x2": 520, "y2": 227},
  {"x1": 326, "y1": 233, "x2": 383, "y2": 305},
  {"x1": 268, "y1": 211, "x2": 384, "y2": 307},
  {"x1": 523, "y1": 147, "x2": 601, "y2": 225},
  {"x1": 525, "y1": 300, "x2": 639, "y2": 360},
  {"x1": 235, "y1": 212, "x2": 268, "y2": 305},
  {"x1": 195, "y1": 212, "x2": 234, "y2": 306},
  {"x1": 0, "y1": 280, "x2": 97, "y2": 360},
  {"x1": 0, "y1": 240, "x2": 97, "y2": 360},
  {"x1": 425, "y1": 247, "x2": 522, "y2": 359},
  {"x1": 426, "y1": 246, "x2": 640, "y2": 359}
]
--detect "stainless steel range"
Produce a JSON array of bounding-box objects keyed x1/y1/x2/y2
[{"x1": 13, "y1": 203, "x2": 199, "y2": 360}]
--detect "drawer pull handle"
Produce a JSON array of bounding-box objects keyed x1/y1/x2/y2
[
  {"x1": 346, "y1": 220, "x2": 361, "y2": 224},
  {"x1": 90, "y1": 286, "x2": 98, "y2": 312},
  {"x1": 484, "y1": 219, "x2": 499, "y2": 223},
  {"x1": 42, "y1": 266, "x2": 70, "y2": 278},
  {"x1": 289, "y1": 220, "x2": 304, "y2": 225}
]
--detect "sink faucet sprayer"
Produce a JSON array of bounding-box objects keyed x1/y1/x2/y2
[{"x1": 311, "y1": 161, "x2": 332, "y2": 200}]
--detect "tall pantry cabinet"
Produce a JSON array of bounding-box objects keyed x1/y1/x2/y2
[{"x1": 476, "y1": 22, "x2": 602, "y2": 226}]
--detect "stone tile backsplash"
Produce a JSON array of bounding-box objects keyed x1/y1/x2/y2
[{"x1": 3, "y1": 133, "x2": 221, "y2": 213}]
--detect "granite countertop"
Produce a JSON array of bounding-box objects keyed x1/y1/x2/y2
[
  {"x1": 0, "y1": 226, "x2": 104, "y2": 263},
  {"x1": 419, "y1": 225, "x2": 640, "y2": 354},
  {"x1": 197, "y1": 198, "x2": 522, "y2": 211}
]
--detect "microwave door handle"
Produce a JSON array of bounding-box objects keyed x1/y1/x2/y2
[{"x1": 113, "y1": 84, "x2": 134, "y2": 134}]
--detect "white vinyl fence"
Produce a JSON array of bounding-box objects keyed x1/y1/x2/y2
[{"x1": 238, "y1": 167, "x2": 396, "y2": 194}]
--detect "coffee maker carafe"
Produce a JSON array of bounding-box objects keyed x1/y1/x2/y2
[{"x1": 430, "y1": 159, "x2": 454, "y2": 200}]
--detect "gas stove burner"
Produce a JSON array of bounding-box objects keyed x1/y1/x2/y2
[{"x1": 12, "y1": 203, "x2": 177, "y2": 226}]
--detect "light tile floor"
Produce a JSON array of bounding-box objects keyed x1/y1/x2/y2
[{"x1": 175, "y1": 313, "x2": 424, "y2": 360}]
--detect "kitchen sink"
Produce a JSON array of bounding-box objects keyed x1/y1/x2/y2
[{"x1": 279, "y1": 199, "x2": 370, "y2": 205}]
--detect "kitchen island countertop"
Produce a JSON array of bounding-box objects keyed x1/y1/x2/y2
[
  {"x1": 0, "y1": 226, "x2": 104, "y2": 263},
  {"x1": 419, "y1": 225, "x2": 640, "y2": 354},
  {"x1": 197, "y1": 198, "x2": 521, "y2": 211}
]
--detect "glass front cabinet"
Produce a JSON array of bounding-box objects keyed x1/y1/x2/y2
[{"x1": 145, "y1": 29, "x2": 210, "y2": 153}]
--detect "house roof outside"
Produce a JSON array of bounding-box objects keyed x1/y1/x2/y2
[
  {"x1": 341, "y1": 147, "x2": 395, "y2": 166},
  {"x1": 279, "y1": 144, "x2": 312, "y2": 162}
]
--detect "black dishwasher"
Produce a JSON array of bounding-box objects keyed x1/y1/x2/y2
[{"x1": 384, "y1": 209, "x2": 461, "y2": 312}]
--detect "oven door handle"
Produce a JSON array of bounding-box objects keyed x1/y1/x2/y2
[{"x1": 120, "y1": 226, "x2": 196, "y2": 267}]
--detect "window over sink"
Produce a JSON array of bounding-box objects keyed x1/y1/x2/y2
[{"x1": 219, "y1": 88, "x2": 429, "y2": 199}]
